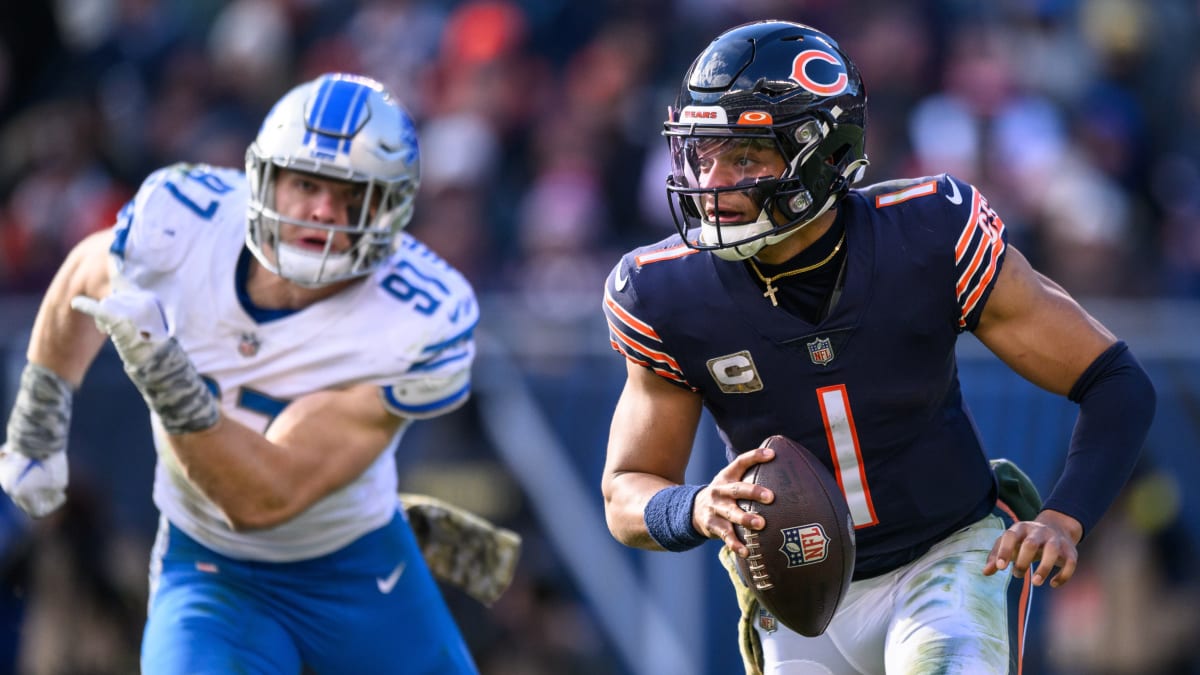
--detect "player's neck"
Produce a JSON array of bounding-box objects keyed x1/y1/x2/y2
[
  {"x1": 752, "y1": 209, "x2": 838, "y2": 266},
  {"x1": 245, "y1": 259, "x2": 358, "y2": 309}
]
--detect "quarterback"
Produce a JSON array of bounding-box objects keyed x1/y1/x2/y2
[
  {"x1": 0, "y1": 73, "x2": 479, "y2": 673},
  {"x1": 600, "y1": 20, "x2": 1156, "y2": 674}
]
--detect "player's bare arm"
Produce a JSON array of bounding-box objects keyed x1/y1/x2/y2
[
  {"x1": 69, "y1": 276, "x2": 409, "y2": 531},
  {"x1": 0, "y1": 230, "x2": 114, "y2": 517},
  {"x1": 602, "y1": 361, "x2": 701, "y2": 548},
  {"x1": 974, "y1": 246, "x2": 1115, "y2": 396},
  {"x1": 974, "y1": 245, "x2": 1115, "y2": 587},
  {"x1": 68, "y1": 276, "x2": 412, "y2": 530},
  {"x1": 167, "y1": 382, "x2": 406, "y2": 531},
  {"x1": 602, "y1": 361, "x2": 773, "y2": 556},
  {"x1": 26, "y1": 230, "x2": 114, "y2": 384}
]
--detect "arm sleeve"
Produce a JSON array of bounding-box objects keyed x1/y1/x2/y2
[{"x1": 1041, "y1": 341, "x2": 1156, "y2": 536}]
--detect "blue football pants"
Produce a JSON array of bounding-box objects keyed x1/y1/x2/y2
[{"x1": 141, "y1": 510, "x2": 477, "y2": 674}]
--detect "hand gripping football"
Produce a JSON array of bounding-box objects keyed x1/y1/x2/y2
[{"x1": 735, "y1": 435, "x2": 856, "y2": 637}]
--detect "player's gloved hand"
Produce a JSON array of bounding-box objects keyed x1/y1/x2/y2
[
  {"x1": 1, "y1": 362, "x2": 74, "y2": 517},
  {"x1": 0, "y1": 444, "x2": 68, "y2": 518},
  {"x1": 71, "y1": 288, "x2": 169, "y2": 368},
  {"x1": 72, "y1": 288, "x2": 219, "y2": 435}
]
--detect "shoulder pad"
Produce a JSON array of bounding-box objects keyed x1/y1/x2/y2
[
  {"x1": 852, "y1": 173, "x2": 1007, "y2": 331},
  {"x1": 856, "y1": 173, "x2": 971, "y2": 216},
  {"x1": 602, "y1": 237, "x2": 695, "y2": 389},
  {"x1": 375, "y1": 236, "x2": 479, "y2": 418},
  {"x1": 111, "y1": 163, "x2": 246, "y2": 279}
]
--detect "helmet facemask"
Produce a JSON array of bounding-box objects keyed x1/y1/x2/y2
[
  {"x1": 246, "y1": 156, "x2": 415, "y2": 288},
  {"x1": 666, "y1": 113, "x2": 865, "y2": 261}
]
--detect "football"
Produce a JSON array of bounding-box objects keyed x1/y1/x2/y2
[{"x1": 734, "y1": 435, "x2": 856, "y2": 637}]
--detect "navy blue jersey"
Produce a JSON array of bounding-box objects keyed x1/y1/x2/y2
[{"x1": 604, "y1": 174, "x2": 1009, "y2": 578}]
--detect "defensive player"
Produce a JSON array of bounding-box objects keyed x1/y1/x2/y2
[
  {"x1": 600, "y1": 21, "x2": 1155, "y2": 674},
  {"x1": 0, "y1": 73, "x2": 479, "y2": 673}
]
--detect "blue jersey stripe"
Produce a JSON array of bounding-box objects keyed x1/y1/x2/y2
[
  {"x1": 420, "y1": 320, "x2": 478, "y2": 354},
  {"x1": 109, "y1": 200, "x2": 135, "y2": 260},
  {"x1": 382, "y1": 382, "x2": 470, "y2": 415},
  {"x1": 409, "y1": 350, "x2": 471, "y2": 373}
]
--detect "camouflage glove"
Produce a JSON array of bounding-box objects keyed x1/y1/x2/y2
[
  {"x1": 400, "y1": 493, "x2": 521, "y2": 606},
  {"x1": 72, "y1": 289, "x2": 219, "y2": 435}
]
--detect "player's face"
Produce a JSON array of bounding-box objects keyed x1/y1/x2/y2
[
  {"x1": 695, "y1": 138, "x2": 787, "y2": 224},
  {"x1": 272, "y1": 169, "x2": 375, "y2": 253}
]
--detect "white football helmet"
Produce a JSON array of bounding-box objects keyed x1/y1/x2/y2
[{"x1": 246, "y1": 73, "x2": 421, "y2": 287}]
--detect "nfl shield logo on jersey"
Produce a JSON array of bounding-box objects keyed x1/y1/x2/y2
[
  {"x1": 807, "y1": 337, "x2": 834, "y2": 366},
  {"x1": 757, "y1": 607, "x2": 778, "y2": 633},
  {"x1": 238, "y1": 332, "x2": 261, "y2": 358},
  {"x1": 779, "y1": 524, "x2": 830, "y2": 567}
]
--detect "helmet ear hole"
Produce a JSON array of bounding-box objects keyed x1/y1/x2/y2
[{"x1": 774, "y1": 187, "x2": 813, "y2": 220}]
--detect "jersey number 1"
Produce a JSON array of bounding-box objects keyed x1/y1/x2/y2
[{"x1": 816, "y1": 385, "x2": 879, "y2": 528}]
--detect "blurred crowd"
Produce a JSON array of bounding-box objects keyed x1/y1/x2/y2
[
  {"x1": 3, "y1": 0, "x2": 1200, "y2": 303},
  {"x1": 2, "y1": 0, "x2": 1200, "y2": 673}
]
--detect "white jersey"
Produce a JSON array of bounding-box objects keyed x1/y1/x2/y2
[{"x1": 109, "y1": 163, "x2": 478, "y2": 562}]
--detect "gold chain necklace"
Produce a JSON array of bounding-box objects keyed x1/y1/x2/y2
[{"x1": 746, "y1": 234, "x2": 846, "y2": 307}]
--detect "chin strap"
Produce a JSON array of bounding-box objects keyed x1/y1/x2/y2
[{"x1": 704, "y1": 193, "x2": 841, "y2": 262}]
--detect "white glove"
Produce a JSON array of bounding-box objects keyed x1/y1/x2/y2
[
  {"x1": 0, "y1": 443, "x2": 68, "y2": 518},
  {"x1": 71, "y1": 288, "x2": 169, "y2": 368}
]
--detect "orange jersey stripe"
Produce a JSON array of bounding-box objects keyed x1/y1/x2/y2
[
  {"x1": 606, "y1": 318, "x2": 684, "y2": 373},
  {"x1": 609, "y1": 337, "x2": 689, "y2": 385},
  {"x1": 954, "y1": 188, "x2": 983, "y2": 261},
  {"x1": 956, "y1": 231, "x2": 992, "y2": 300},
  {"x1": 604, "y1": 289, "x2": 660, "y2": 342},
  {"x1": 959, "y1": 224, "x2": 1005, "y2": 326}
]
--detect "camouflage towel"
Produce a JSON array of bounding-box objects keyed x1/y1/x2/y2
[
  {"x1": 400, "y1": 493, "x2": 522, "y2": 606},
  {"x1": 990, "y1": 458, "x2": 1043, "y2": 522}
]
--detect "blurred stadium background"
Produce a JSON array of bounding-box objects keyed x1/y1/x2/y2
[{"x1": 1, "y1": 0, "x2": 1199, "y2": 673}]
